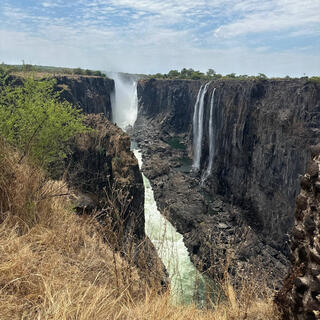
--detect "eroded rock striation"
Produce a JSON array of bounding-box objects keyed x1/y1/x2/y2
[
  {"x1": 55, "y1": 75, "x2": 114, "y2": 120},
  {"x1": 277, "y1": 151, "x2": 320, "y2": 319},
  {"x1": 55, "y1": 76, "x2": 167, "y2": 288},
  {"x1": 134, "y1": 78, "x2": 320, "y2": 285},
  {"x1": 67, "y1": 114, "x2": 144, "y2": 240}
]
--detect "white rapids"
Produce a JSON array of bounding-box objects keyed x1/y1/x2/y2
[
  {"x1": 133, "y1": 149, "x2": 206, "y2": 304},
  {"x1": 201, "y1": 88, "x2": 216, "y2": 183},
  {"x1": 109, "y1": 72, "x2": 207, "y2": 304},
  {"x1": 192, "y1": 82, "x2": 211, "y2": 171}
]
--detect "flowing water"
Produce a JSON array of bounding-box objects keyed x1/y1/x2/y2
[
  {"x1": 201, "y1": 88, "x2": 216, "y2": 184},
  {"x1": 110, "y1": 73, "x2": 207, "y2": 305},
  {"x1": 192, "y1": 82, "x2": 211, "y2": 171},
  {"x1": 108, "y1": 72, "x2": 138, "y2": 129},
  {"x1": 133, "y1": 149, "x2": 206, "y2": 305}
]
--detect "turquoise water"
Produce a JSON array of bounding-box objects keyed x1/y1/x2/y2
[
  {"x1": 111, "y1": 74, "x2": 210, "y2": 306},
  {"x1": 133, "y1": 149, "x2": 207, "y2": 305}
]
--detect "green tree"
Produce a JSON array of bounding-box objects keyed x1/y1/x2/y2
[
  {"x1": 0, "y1": 70, "x2": 88, "y2": 170},
  {"x1": 85, "y1": 69, "x2": 93, "y2": 76},
  {"x1": 93, "y1": 70, "x2": 102, "y2": 76},
  {"x1": 73, "y1": 68, "x2": 84, "y2": 75},
  {"x1": 168, "y1": 70, "x2": 180, "y2": 78},
  {"x1": 191, "y1": 71, "x2": 204, "y2": 80},
  {"x1": 226, "y1": 73, "x2": 236, "y2": 78},
  {"x1": 258, "y1": 73, "x2": 267, "y2": 79},
  {"x1": 206, "y1": 68, "x2": 216, "y2": 78},
  {"x1": 168, "y1": 70, "x2": 180, "y2": 79}
]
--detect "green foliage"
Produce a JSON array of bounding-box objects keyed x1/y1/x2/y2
[
  {"x1": 0, "y1": 69, "x2": 88, "y2": 170},
  {"x1": 148, "y1": 68, "x2": 225, "y2": 80},
  {"x1": 93, "y1": 70, "x2": 103, "y2": 77},
  {"x1": 168, "y1": 70, "x2": 180, "y2": 78},
  {"x1": 73, "y1": 68, "x2": 106, "y2": 77},
  {"x1": 309, "y1": 76, "x2": 320, "y2": 83},
  {"x1": 225, "y1": 73, "x2": 236, "y2": 78},
  {"x1": 206, "y1": 68, "x2": 216, "y2": 77},
  {"x1": 258, "y1": 73, "x2": 267, "y2": 79},
  {"x1": 0, "y1": 63, "x2": 106, "y2": 78},
  {"x1": 74, "y1": 67, "x2": 84, "y2": 75},
  {"x1": 167, "y1": 137, "x2": 186, "y2": 150},
  {"x1": 147, "y1": 68, "x2": 275, "y2": 81}
]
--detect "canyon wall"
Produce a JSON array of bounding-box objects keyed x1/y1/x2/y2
[
  {"x1": 57, "y1": 75, "x2": 166, "y2": 287},
  {"x1": 277, "y1": 151, "x2": 320, "y2": 319},
  {"x1": 135, "y1": 78, "x2": 320, "y2": 284},
  {"x1": 55, "y1": 75, "x2": 114, "y2": 120}
]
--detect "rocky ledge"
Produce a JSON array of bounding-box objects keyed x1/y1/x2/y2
[
  {"x1": 132, "y1": 115, "x2": 289, "y2": 289},
  {"x1": 65, "y1": 114, "x2": 167, "y2": 288},
  {"x1": 277, "y1": 148, "x2": 320, "y2": 319}
]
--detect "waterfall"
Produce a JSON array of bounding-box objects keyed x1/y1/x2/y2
[
  {"x1": 108, "y1": 72, "x2": 138, "y2": 130},
  {"x1": 201, "y1": 88, "x2": 216, "y2": 183},
  {"x1": 111, "y1": 74, "x2": 209, "y2": 305},
  {"x1": 192, "y1": 82, "x2": 211, "y2": 171}
]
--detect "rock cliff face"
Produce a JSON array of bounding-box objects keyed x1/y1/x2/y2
[
  {"x1": 67, "y1": 114, "x2": 145, "y2": 242},
  {"x1": 134, "y1": 78, "x2": 320, "y2": 285},
  {"x1": 56, "y1": 77, "x2": 166, "y2": 288},
  {"x1": 55, "y1": 75, "x2": 114, "y2": 120},
  {"x1": 277, "y1": 151, "x2": 320, "y2": 319}
]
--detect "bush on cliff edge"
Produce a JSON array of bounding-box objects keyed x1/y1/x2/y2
[{"x1": 0, "y1": 69, "x2": 88, "y2": 173}]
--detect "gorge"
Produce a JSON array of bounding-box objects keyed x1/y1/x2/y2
[
  {"x1": 132, "y1": 78, "x2": 320, "y2": 289},
  {"x1": 49, "y1": 73, "x2": 320, "y2": 315},
  {"x1": 109, "y1": 73, "x2": 207, "y2": 304}
]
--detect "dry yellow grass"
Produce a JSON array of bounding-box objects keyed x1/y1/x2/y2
[{"x1": 0, "y1": 141, "x2": 281, "y2": 319}]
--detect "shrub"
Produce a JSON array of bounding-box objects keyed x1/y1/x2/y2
[
  {"x1": 73, "y1": 67, "x2": 84, "y2": 75},
  {"x1": 0, "y1": 70, "x2": 88, "y2": 171},
  {"x1": 93, "y1": 70, "x2": 102, "y2": 77}
]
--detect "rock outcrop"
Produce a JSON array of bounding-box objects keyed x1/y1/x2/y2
[
  {"x1": 67, "y1": 114, "x2": 144, "y2": 241},
  {"x1": 277, "y1": 152, "x2": 320, "y2": 319},
  {"x1": 55, "y1": 75, "x2": 114, "y2": 120},
  {"x1": 53, "y1": 76, "x2": 167, "y2": 288},
  {"x1": 134, "y1": 78, "x2": 320, "y2": 285}
]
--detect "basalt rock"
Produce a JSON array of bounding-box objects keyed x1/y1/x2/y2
[
  {"x1": 55, "y1": 76, "x2": 167, "y2": 289},
  {"x1": 277, "y1": 156, "x2": 320, "y2": 320},
  {"x1": 67, "y1": 114, "x2": 144, "y2": 240},
  {"x1": 67, "y1": 113, "x2": 167, "y2": 288},
  {"x1": 134, "y1": 78, "x2": 320, "y2": 285},
  {"x1": 55, "y1": 75, "x2": 114, "y2": 120}
]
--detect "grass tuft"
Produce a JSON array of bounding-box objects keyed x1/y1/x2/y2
[{"x1": 0, "y1": 140, "x2": 281, "y2": 319}]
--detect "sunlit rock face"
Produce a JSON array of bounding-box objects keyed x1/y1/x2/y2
[{"x1": 277, "y1": 151, "x2": 320, "y2": 320}]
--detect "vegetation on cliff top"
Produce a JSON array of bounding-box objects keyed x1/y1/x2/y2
[
  {"x1": 0, "y1": 69, "x2": 88, "y2": 172},
  {"x1": 147, "y1": 68, "x2": 320, "y2": 81},
  {"x1": 0, "y1": 67, "x2": 281, "y2": 319},
  {"x1": 0, "y1": 62, "x2": 106, "y2": 77}
]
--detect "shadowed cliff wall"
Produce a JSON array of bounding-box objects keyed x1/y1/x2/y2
[
  {"x1": 55, "y1": 75, "x2": 114, "y2": 120},
  {"x1": 137, "y1": 78, "x2": 320, "y2": 253}
]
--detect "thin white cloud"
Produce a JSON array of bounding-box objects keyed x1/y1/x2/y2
[
  {"x1": 0, "y1": 0, "x2": 319, "y2": 76},
  {"x1": 214, "y1": 0, "x2": 320, "y2": 37}
]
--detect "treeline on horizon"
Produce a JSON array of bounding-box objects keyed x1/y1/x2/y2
[
  {"x1": 1, "y1": 63, "x2": 319, "y2": 83},
  {"x1": 0, "y1": 62, "x2": 106, "y2": 77},
  {"x1": 147, "y1": 68, "x2": 320, "y2": 82}
]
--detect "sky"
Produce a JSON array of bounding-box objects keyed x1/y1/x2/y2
[{"x1": 0, "y1": 0, "x2": 319, "y2": 76}]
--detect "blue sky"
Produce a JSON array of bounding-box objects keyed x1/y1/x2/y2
[{"x1": 0, "y1": 0, "x2": 319, "y2": 76}]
